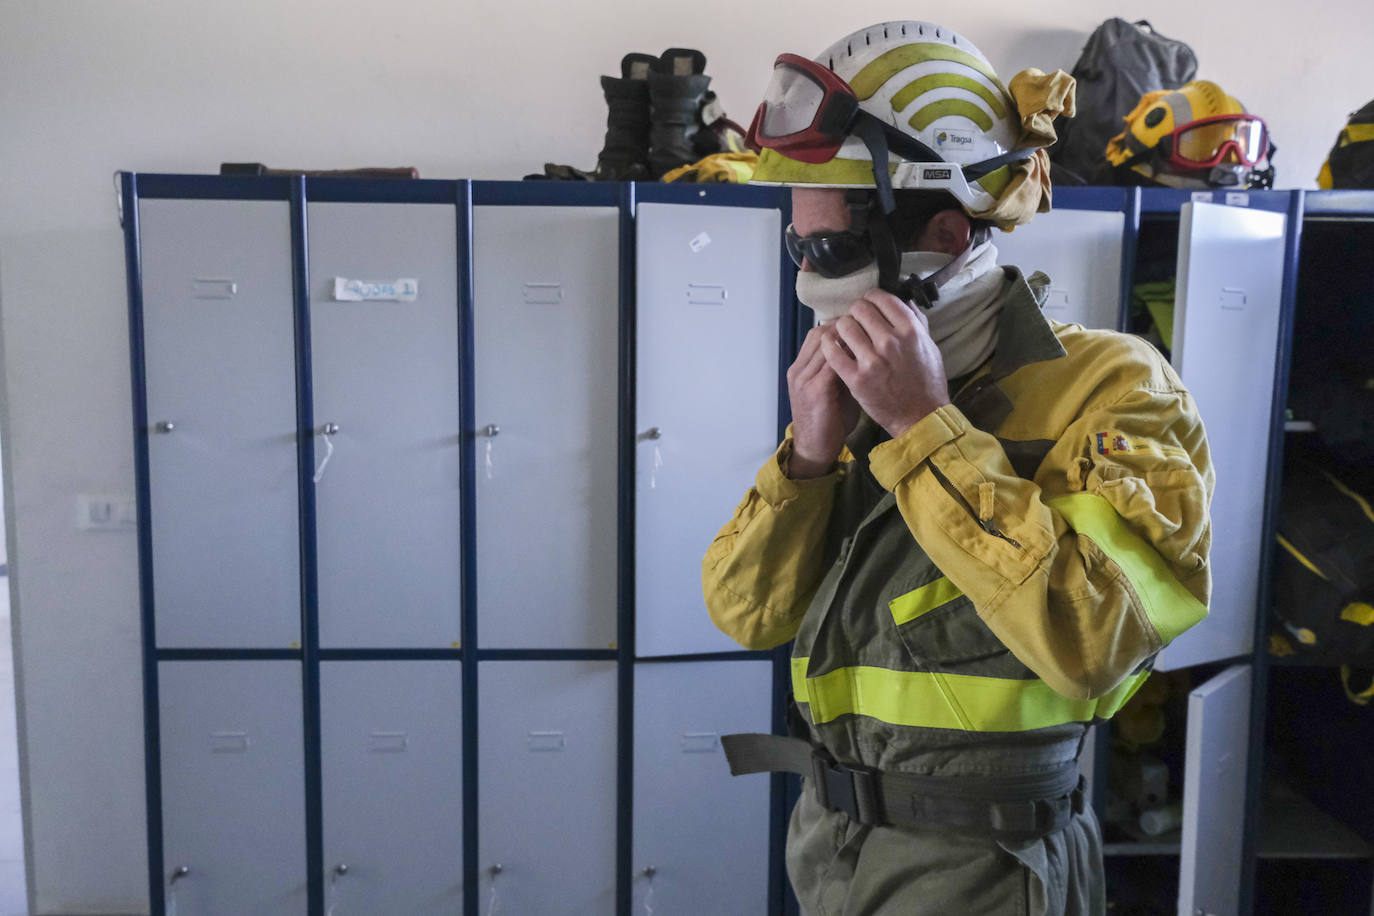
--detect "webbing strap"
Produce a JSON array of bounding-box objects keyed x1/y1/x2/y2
[{"x1": 720, "y1": 732, "x2": 1084, "y2": 840}]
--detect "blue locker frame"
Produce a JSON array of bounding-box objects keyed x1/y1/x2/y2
[
  {"x1": 127, "y1": 174, "x2": 1338, "y2": 916},
  {"x1": 121, "y1": 173, "x2": 796, "y2": 915}
]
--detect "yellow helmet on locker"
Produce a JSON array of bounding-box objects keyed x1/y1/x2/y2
[{"x1": 1105, "y1": 80, "x2": 1274, "y2": 189}]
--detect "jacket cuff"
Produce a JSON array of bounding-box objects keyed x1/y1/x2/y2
[
  {"x1": 756, "y1": 438, "x2": 842, "y2": 508},
  {"x1": 869, "y1": 406, "x2": 968, "y2": 491}
]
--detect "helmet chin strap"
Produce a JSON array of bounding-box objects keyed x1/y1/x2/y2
[
  {"x1": 850, "y1": 118, "x2": 993, "y2": 308},
  {"x1": 865, "y1": 199, "x2": 990, "y2": 309}
]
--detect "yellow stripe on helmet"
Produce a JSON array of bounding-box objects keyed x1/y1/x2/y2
[
  {"x1": 849, "y1": 43, "x2": 1006, "y2": 101},
  {"x1": 910, "y1": 98, "x2": 995, "y2": 132},
  {"x1": 890, "y1": 73, "x2": 1007, "y2": 119}
]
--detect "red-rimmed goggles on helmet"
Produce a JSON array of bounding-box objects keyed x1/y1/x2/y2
[
  {"x1": 1161, "y1": 114, "x2": 1271, "y2": 170},
  {"x1": 745, "y1": 53, "x2": 1031, "y2": 214},
  {"x1": 746, "y1": 53, "x2": 865, "y2": 162}
]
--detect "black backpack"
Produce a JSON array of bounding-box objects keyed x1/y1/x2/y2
[
  {"x1": 1050, "y1": 19, "x2": 1198, "y2": 185},
  {"x1": 1271, "y1": 454, "x2": 1374, "y2": 677}
]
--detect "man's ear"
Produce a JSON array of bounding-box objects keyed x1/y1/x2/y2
[{"x1": 917, "y1": 209, "x2": 972, "y2": 256}]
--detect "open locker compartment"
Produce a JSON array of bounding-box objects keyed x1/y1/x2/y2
[
  {"x1": 1100, "y1": 195, "x2": 1292, "y2": 915},
  {"x1": 1256, "y1": 199, "x2": 1374, "y2": 914}
]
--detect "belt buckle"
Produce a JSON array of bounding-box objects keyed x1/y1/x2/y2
[{"x1": 810, "y1": 752, "x2": 883, "y2": 826}]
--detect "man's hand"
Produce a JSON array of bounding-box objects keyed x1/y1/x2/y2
[
  {"x1": 787, "y1": 325, "x2": 860, "y2": 478},
  {"x1": 822, "y1": 290, "x2": 950, "y2": 439}
]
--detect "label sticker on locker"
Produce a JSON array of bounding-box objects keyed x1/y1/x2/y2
[
  {"x1": 332, "y1": 277, "x2": 418, "y2": 302},
  {"x1": 689, "y1": 232, "x2": 711, "y2": 253}
]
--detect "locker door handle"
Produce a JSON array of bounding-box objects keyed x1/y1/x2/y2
[
  {"x1": 154, "y1": 421, "x2": 176, "y2": 434},
  {"x1": 169, "y1": 865, "x2": 190, "y2": 885},
  {"x1": 637, "y1": 427, "x2": 662, "y2": 442}
]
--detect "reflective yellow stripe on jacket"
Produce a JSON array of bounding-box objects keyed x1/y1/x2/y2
[{"x1": 792, "y1": 657, "x2": 1150, "y2": 732}]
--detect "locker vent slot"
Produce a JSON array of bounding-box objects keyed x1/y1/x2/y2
[
  {"x1": 192, "y1": 278, "x2": 237, "y2": 299},
  {"x1": 210, "y1": 731, "x2": 250, "y2": 754},
  {"x1": 686, "y1": 283, "x2": 727, "y2": 305},
  {"x1": 521, "y1": 283, "x2": 563, "y2": 305},
  {"x1": 680, "y1": 732, "x2": 719, "y2": 753},
  {"x1": 527, "y1": 730, "x2": 566, "y2": 752},
  {"x1": 368, "y1": 731, "x2": 409, "y2": 753}
]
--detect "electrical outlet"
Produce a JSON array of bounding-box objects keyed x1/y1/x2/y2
[{"x1": 76, "y1": 494, "x2": 136, "y2": 531}]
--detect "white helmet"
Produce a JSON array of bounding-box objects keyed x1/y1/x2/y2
[{"x1": 747, "y1": 21, "x2": 1028, "y2": 215}]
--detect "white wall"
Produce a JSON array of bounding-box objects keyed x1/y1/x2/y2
[{"x1": 0, "y1": 1, "x2": 1370, "y2": 911}]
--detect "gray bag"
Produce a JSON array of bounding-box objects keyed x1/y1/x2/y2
[{"x1": 1050, "y1": 19, "x2": 1198, "y2": 184}]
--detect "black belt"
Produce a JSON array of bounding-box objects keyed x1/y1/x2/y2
[{"x1": 721, "y1": 733, "x2": 1085, "y2": 842}]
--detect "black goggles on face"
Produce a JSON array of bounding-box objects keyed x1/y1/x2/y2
[{"x1": 784, "y1": 224, "x2": 875, "y2": 278}]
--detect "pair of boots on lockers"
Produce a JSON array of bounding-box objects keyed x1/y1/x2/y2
[{"x1": 596, "y1": 48, "x2": 734, "y2": 180}]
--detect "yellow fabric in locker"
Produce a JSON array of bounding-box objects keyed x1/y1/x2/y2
[
  {"x1": 1132, "y1": 279, "x2": 1177, "y2": 350},
  {"x1": 662, "y1": 151, "x2": 758, "y2": 184}
]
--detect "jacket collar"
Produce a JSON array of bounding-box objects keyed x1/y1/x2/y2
[
  {"x1": 952, "y1": 267, "x2": 1067, "y2": 433},
  {"x1": 987, "y1": 267, "x2": 1068, "y2": 380}
]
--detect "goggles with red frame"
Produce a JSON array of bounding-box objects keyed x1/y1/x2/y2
[
  {"x1": 1161, "y1": 114, "x2": 1271, "y2": 170},
  {"x1": 745, "y1": 53, "x2": 1030, "y2": 214},
  {"x1": 746, "y1": 53, "x2": 954, "y2": 170}
]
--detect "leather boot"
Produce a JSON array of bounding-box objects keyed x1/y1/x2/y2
[
  {"x1": 594, "y1": 53, "x2": 657, "y2": 181},
  {"x1": 647, "y1": 48, "x2": 717, "y2": 178}
]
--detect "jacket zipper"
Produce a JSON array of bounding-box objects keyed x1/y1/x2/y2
[{"x1": 927, "y1": 462, "x2": 1022, "y2": 549}]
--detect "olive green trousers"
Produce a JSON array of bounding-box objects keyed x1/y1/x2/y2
[{"x1": 786, "y1": 782, "x2": 1106, "y2": 916}]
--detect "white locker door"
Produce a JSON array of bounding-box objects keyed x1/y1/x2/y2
[
  {"x1": 1178, "y1": 664, "x2": 1252, "y2": 916},
  {"x1": 633, "y1": 661, "x2": 773, "y2": 914},
  {"x1": 1159, "y1": 203, "x2": 1287, "y2": 670},
  {"x1": 990, "y1": 208, "x2": 1125, "y2": 330},
  {"x1": 308, "y1": 202, "x2": 463, "y2": 648},
  {"x1": 635, "y1": 203, "x2": 781, "y2": 656},
  {"x1": 320, "y1": 661, "x2": 462, "y2": 913},
  {"x1": 140, "y1": 199, "x2": 301, "y2": 649},
  {"x1": 472, "y1": 207, "x2": 620, "y2": 649},
  {"x1": 478, "y1": 661, "x2": 617, "y2": 914},
  {"x1": 158, "y1": 661, "x2": 306, "y2": 914}
]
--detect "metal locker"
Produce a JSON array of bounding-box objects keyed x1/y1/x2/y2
[
  {"x1": 139, "y1": 199, "x2": 301, "y2": 649},
  {"x1": 1158, "y1": 202, "x2": 1287, "y2": 670},
  {"x1": 992, "y1": 207, "x2": 1126, "y2": 330},
  {"x1": 319, "y1": 661, "x2": 463, "y2": 913},
  {"x1": 307, "y1": 202, "x2": 463, "y2": 648},
  {"x1": 478, "y1": 661, "x2": 618, "y2": 914},
  {"x1": 472, "y1": 206, "x2": 621, "y2": 649},
  {"x1": 632, "y1": 660, "x2": 773, "y2": 914},
  {"x1": 635, "y1": 203, "x2": 781, "y2": 656},
  {"x1": 1178, "y1": 665, "x2": 1252, "y2": 916},
  {"x1": 157, "y1": 661, "x2": 306, "y2": 914}
]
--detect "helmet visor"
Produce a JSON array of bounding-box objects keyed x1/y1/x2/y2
[
  {"x1": 746, "y1": 54, "x2": 859, "y2": 164},
  {"x1": 1170, "y1": 115, "x2": 1269, "y2": 168}
]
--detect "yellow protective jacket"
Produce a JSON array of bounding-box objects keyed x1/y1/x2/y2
[{"x1": 703, "y1": 267, "x2": 1213, "y2": 762}]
